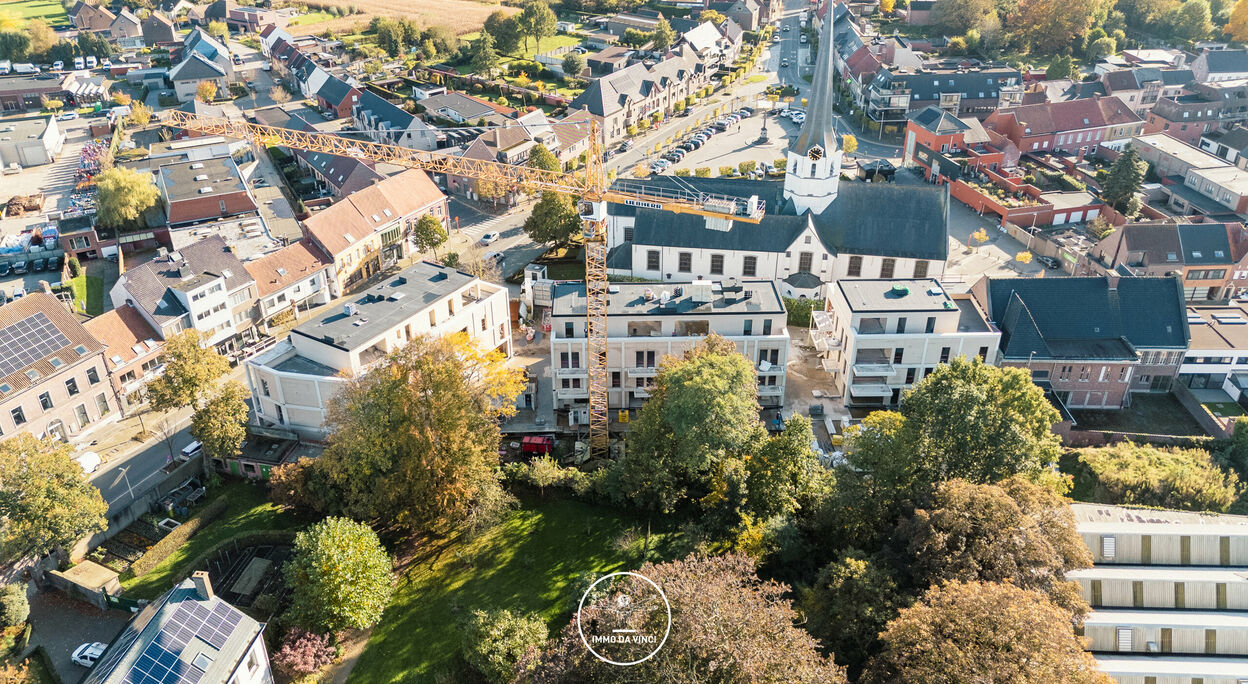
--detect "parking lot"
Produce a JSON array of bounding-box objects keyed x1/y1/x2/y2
[{"x1": 640, "y1": 107, "x2": 802, "y2": 178}]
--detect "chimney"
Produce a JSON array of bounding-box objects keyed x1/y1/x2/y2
[
  {"x1": 191, "y1": 570, "x2": 214, "y2": 601},
  {"x1": 1106, "y1": 274, "x2": 1120, "y2": 291}
]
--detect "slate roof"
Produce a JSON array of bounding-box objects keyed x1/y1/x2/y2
[
  {"x1": 612, "y1": 177, "x2": 948, "y2": 261},
  {"x1": 1104, "y1": 67, "x2": 1194, "y2": 92},
  {"x1": 184, "y1": 28, "x2": 227, "y2": 63},
  {"x1": 421, "y1": 91, "x2": 499, "y2": 120},
  {"x1": 791, "y1": 12, "x2": 836, "y2": 154},
  {"x1": 1207, "y1": 125, "x2": 1248, "y2": 153},
  {"x1": 873, "y1": 63, "x2": 1021, "y2": 104},
  {"x1": 571, "y1": 48, "x2": 705, "y2": 117},
  {"x1": 908, "y1": 105, "x2": 970, "y2": 135},
  {"x1": 316, "y1": 75, "x2": 357, "y2": 108},
  {"x1": 980, "y1": 276, "x2": 1189, "y2": 361},
  {"x1": 1202, "y1": 49, "x2": 1248, "y2": 75},
  {"x1": 117, "y1": 235, "x2": 253, "y2": 325},
  {"x1": 168, "y1": 52, "x2": 226, "y2": 82},
  {"x1": 354, "y1": 90, "x2": 414, "y2": 139}
]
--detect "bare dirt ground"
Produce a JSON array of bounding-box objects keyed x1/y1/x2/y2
[{"x1": 301, "y1": 0, "x2": 515, "y2": 35}]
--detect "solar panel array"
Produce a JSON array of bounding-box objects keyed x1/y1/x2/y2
[
  {"x1": 0, "y1": 312, "x2": 71, "y2": 378},
  {"x1": 120, "y1": 601, "x2": 242, "y2": 684}
]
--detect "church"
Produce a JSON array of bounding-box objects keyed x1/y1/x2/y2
[{"x1": 604, "y1": 15, "x2": 950, "y2": 298}]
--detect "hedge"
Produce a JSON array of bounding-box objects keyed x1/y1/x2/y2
[
  {"x1": 29, "y1": 645, "x2": 62, "y2": 684},
  {"x1": 169, "y1": 530, "x2": 298, "y2": 588},
  {"x1": 129, "y1": 497, "x2": 229, "y2": 577}
]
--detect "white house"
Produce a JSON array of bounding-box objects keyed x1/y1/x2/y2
[{"x1": 242, "y1": 239, "x2": 333, "y2": 331}]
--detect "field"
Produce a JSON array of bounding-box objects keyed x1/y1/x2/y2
[
  {"x1": 288, "y1": 9, "x2": 334, "y2": 26},
  {"x1": 0, "y1": 0, "x2": 69, "y2": 25},
  {"x1": 461, "y1": 32, "x2": 583, "y2": 60},
  {"x1": 298, "y1": 0, "x2": 514, "y2": 35},
  {"x1": 349, "y1": 498, "x2": 688, "y2": 683}
]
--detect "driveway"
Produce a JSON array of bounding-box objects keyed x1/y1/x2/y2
[{"x1": 28, "y1": 589, "x2": 131, "y2": 684}]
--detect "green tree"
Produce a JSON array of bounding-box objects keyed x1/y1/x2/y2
[
  {"x1": 470, "y1": 31, "x2": 501, "y2": 77},
  {"x1": 411, "y1": 213, "x2": 448, "y2": 257},
  {"x1": 801, "y1": 550, "x2": 903, "y2": 674},
  {"x1": 1102, "y1": 147, "x2": 1147, "y2": 213},
  {"x1": 561, "y1": 50, "x2": 586, "y2": 77},
  {"x1": 699, "y1": 8, "x2": 727, "y2": 24},
  {"x1": 652, "y1": 15, "x2": 676, "y2": 50},
  {"x1": 372, "y1": 17, "x2": 405, "y2": 57},
  {"x1": 95, "y1": 166, "x2": 159, "y2": 229},
  {"x1": 0, "y1": 31, "x2": 31, "y2": 62},
  {"x1": 527, "y1": 143, "x2": 560, "y2": 172},
  {"x1": 931, "y1": 0, "x2": 995, "y2": 34},
  {"x1": 867, "y1": 581, "x2": 1110, "y2": 684},
  {"x1": 314, "y1": 333, "x2": 525, "y2": 530},
  {"x1": 1013, "y1": 0, "x2": 1109, "y2": 54},
  {"x1": 484, "y1": 10, "x2": 523, "y2": 54},
  {"x1": 0, "y1": 584, "x2": 28, "y2": 627},
  {"x1": 26, "y1": 19, "x2": 56, "y2": 58},
  {"x1": 1170, "y1": 0, "x2": 1214, "y2": 41},
  {"x1": 523, "y1": 191, "x2": 581, "y2": 246},
  {"x1": 285, "y1": 517, "x2": 393, "y2": 633},
  {"x1": 530, "y1": 553, "x2": 848, "y2": 683},
  {"x1": 206, "y1": 20, "x2": 229, "y2": 44},
  {"x1": 1087, "y1": 36, "x2": 1116, "y2": 60},
  {"x1": 189, "y1": 381, "x2": 249, "y2": 462},
  {"x1": 517, "y1": 0, "x2": 556, "y2": 53},
  {"x1": 76, "y1": 31, "x2": 113, "y2": 58},
  {"x1": 146, "y1": 330, "x2": 230, "y2": 412},
  {"x1": 460, "y1": 609, "x2": 548, "y2": 683},
  {"x1": 1078, "y1": 441, "x2": 1240, "y2": 511},
  {"x1": 0, "y1": 435, "x2": 107, "y2": 560},
  {"x1": 897, "y1": 477, "x2": 1091, "y2": 617},
  {"x1": 1046, "y1": 54, "x2": 1075, "y2": 80}
]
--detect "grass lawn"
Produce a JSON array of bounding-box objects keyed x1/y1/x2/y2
[
  {"x1": 1071, "y1": 393, "x2": 1207, "y2": 437},
  {"x1": 120, "y1": 482, "x2": 305, "y2": 601},
  {"x1": 1204, "y1": 401, "x2": 1245, "y2": 419},
  {"x1": 67, "y1": 274, "x2": 105, "y2": 316},
  {"x1": 542, "y1": 261, "x2": 585, "y2": 281},
  {"x1": 350, "y1": 499, "x2": 687, "y2": 683},
  {"x1": 457, "y1": 34, "x2": 585, "y2": 62},
  {"x1": 744, "y1": 74, "x2": 768, "y2": 84},
  {"x1": 0, "y1": 0, "x2": 69, "y2": 25},
  {"x1": 289, "y1": 10, "x2": 334, "y2": 25}
]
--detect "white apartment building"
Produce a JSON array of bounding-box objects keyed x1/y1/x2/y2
[
  {"x1": 812, "y1": 279, "x2": 1000, "y2": 407},
  {"x1": 548, "y1": 279, "x2": 790, "y2": 416},
  {"x1": 246, "y1": 261, "x2": 511, "y2": 438}
]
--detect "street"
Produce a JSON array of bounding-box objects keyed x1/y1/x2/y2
[{"x1": 89, "y1": 420, "x2": 196, "y2": 518}]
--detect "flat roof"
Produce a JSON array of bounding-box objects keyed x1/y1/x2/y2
[
  {"x1": 1040, "y1": 190, "x2": 1098, "y2": 210},
  {"x1": 1068, "y1": 566, "x2": 1248, "y2": 582},
  {"x1": 1189, "y1": 164, "x2": 1248, "y2": 189},
  {"x1": 838, "y1": 278, "x2": 956, "y2": 313},
  {"x1": 1086, "y1": 608, "x2": 1248, "y2": 628},
  {"x1": 1096, "y1": 654, "x2": 1248, "y2": 676},
  {"x1": 1187, "y1": 303, "x2": 1248, "y2": 351},
  {"x1": 291, "y1": 261, "x2": 488, "y2": 352},
  {"x1": 272, "y1": 353, "x2": 337, "y2": 377},
  {"x1": 157, "y1": 156, "x2": 246, "y2": 202},
  {"x1": 1133, "y1": 134, "x2": 1226, "y2": 169},
  {"x1": 954, "y1": 297, "x2": 993, "y2": 333},
  {"x1": 550, "y1": 279, "x2": 785, "y2": 318},
  {"x1": 0, "y1": 116, "x2": 53, "y2": 138},
  {"x1": 1073, "y1": 502, "x2": 1248, "y2": 535}
]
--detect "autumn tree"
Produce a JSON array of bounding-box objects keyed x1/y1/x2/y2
[
  {"x1": 699, "y1": 8, "x2": 727, "y2": 24},
  {"x1": 312, "y1": 333, "x2": 524, "y2": 530},
  {"x1": 1012, "y1": 0, "x2": 1109, "y2": 55},
  {"x1": 523, "y1": 192, "x2": 581, "y2": 247},
  {"x1": 269, "y1": 86, "x2": 291, "y2": 104},
  {"x1": 272, "y1": 629, "x2": 335, "y2": 679},
  {"x1": 1227, "y1": 0, "x2": 1248, "y2": 40},
  {"x1": 126, "y1": 102, "x2": 153, "y2": 127},
  {"x1": 527, "y1": 143, "x2": 560, "y2": 173},
  {"x1": 206, "y1": 20, "x2": 229, "y2": 43},
  {"x1": 841, "y1": 134, "x2": 858, "y2": 155},
  {"x1": 1077, "y1": 441, "x2": 1240, "y2": 511},
  {"x1": 460, "y1": 609, "x2": 548, "y2": 683},
  {"x1": 801, "y1": 549, "x2": 904, "y2": 674},
  {"x1": 411, "y1": 213, "x2": 448, "y2": 257},
  {"x1": 1102, "y1": 147, "x2": 1147, "y2": 214},
  {"x1": 881, "y1": 0, "x2": 896, "y2": 11},
  {"x1": 0, "y1": 435, "x2": 108, "y2": 561},
  {"x1": 26, "y1": 19, "x2": 56, "y2": 57},
  {"x1": 285, "y1": 517, "x2": 393, "y2": 633},
  {"x1": 867, "y1": 581, "x2": 1109, "y2": 684},
  {"x1": 189, "y1": 382, "x2": 250, "y2": 462},
  {"x1": 652, "y1": 15, "x2": 676, "y2": 50},
  {"x1": 897, "y1": 477, "x2": 1091, "y2": 617},
  {"x1": 95, "y1": 166, "x2": 160, "y2": 229},
  {"x1": 931, "y1": 0, "x2": 995, "y2": 34},
  {"x1": 146, "y1": 330, "x2": 230, "y2": 412},
  {"x1": 474, "y1": 177, "x2": 509, "y2": 206},
  {"x1": 517, "y1": 0, "x2": 556, "y2": 53},
  {"x1": 196, "y1": 80, "x2": 218, "y2": 103},
  {"x1": 528, "y1": 553, "x2": 847, "y2": 683}
]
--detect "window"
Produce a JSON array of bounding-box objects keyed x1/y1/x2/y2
[
  {"x1": 38, "y1": 392, "x2": 52, "y2": 411},
  {"x1": 261, "y1": 379, "x2": 270, "y2": 397},
  {"x1": 96, "y1": 393, "x2": 110, "y2": 415},
  {"x1": 624, "y1": 226, "x2": 635, "y2": 242},
  {"x1": 1101, "y1": 535, "x2": 1116, "y2": 558},
  {"x1": 710, "y1": 254, "x2": 724, "y2": 275},
  {"x1": 896, "y1": 318, "x2": 906, "y2": 334},
  {"x1": 742, "y1": 256, "x2": 757, "y2": 277},
  {"x1": 564, "y1": 322, "x2": 574, "y2": 338},
  {"x1": 1079, "y1": 366, "x2": 1091, "y2": 381},
  {"x1": 913, "y1": 260, "x2": 928, "y2": 278},
  {"x1": 905, "y1": 368, "x2": 916, "y2": 384},
  {"x1": 798, "y1": 252, "x2": 813, "y2": 272},
  {"x1": 846, "y1": 256, "x2": 862, "y2": 277},
  {"x1": 9, "y1": 407, "x2": 25, "y2": 426},
  {"x1": 893, "y1": 349, "x2": 904, "y2": 364},
  {"x1": 612, "y1": 372, "x2": 621, "y2": 387},
  {"x1": 763, "y1": 319, "x2": 772, "y2": 335},
  {"x1": 978, "y1": 346, "x2": 989, "y2": 361},
  {"x1": 939, "y1": 347, "x2": 951, "y2": 363},
  {"x1": 74, "y1": 404, "x2": 88, "y2": 427},
  {"x1": 86, "y1": 367, "x2": 100, "y2": 385},
  {"x1": 880, "y1": 258, "x2": 896, "y2": 278},
  {"x1": 743, "y1": 319, "x2": 753, "y2": 335},
  {"x1": 65, "y1": 378, "x2": 79, "y2": 396},
  {"x1": 1119, "y1": 367, "x2": 1129, "y2": 382},
  {"x1": 646, "y1": 250, "x2": 660, "y2": 271},
  {"x1": 925, "y1": 316, "x2": 935, "y2": 333},
  {"x1": 636, "y1": 351, "x2": 656, "y2": 367},
  {"x1": 677, "y1": 252, "x2": 692, "y2": 272}
]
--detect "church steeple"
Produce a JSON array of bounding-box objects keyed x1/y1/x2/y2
[{"x1": 783, "y1": 12, "x2": 842, "y2": 215}]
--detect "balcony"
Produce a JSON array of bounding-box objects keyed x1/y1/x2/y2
[
  {"x1": 555, "y1": 366, "x2": 588, "y2": 378},
  {"x1": 812, "y1": 332, "x2": 842, "y2": 352},
  {"x1": 853, "y1": 362, "x2": 895, "y2": 375},
  {"x1": 848, "y1": 382, "x2": 893, "y2": 398},
  {"x1": 626, "y1": 366, "x2": 658, "y2": 378},
  {"x1": 557, "y1": 386, "x2": 589, "y2": 399},
  {"x1": 820, "y1": 357, "x2": 842, "y2": 374},
  {"x1": 812, "y1": 310, "x2": 837, "y2": 331},
  {"x1": 758, "y1": 384, "x2": 784, "y2": 396},
  {"x1": 633, "y1": 386, "x2": 651, "y2": 398},
  {"x1": 757, "y1": 360, "x2": 785, "y2": 375}
]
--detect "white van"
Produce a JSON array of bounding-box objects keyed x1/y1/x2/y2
[
  {"x1": 85, "y1": 56, "x2": 97, "y2": 69},
  {"x1": 75, "y1": 451, "x2": 102, "y2": 475},
  {"x1": 178, "y1": 440, "x2": 203, "y2": 461},
  {"x1": 0, "y1": 61, "x2": 10, "y2": 75},
  {"x1": 73, "y1": 56, "x2": 84, "y2": 70}
]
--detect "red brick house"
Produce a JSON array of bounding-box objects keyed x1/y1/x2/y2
[
  {"x1": 315, "y1": 76, "x2": 361, "y2": 120},
  {"x1": 1143, "y1": 95, "x2": 1222, "y2": 147},
  {"x1": 983, "y1": 96, "x2": 1145, "y2": 157},
  {"x1": 156, "y1": 156, "x2": 259, "y2": 226},
  {"x1": 903, "y1": 105, "x2": 1013, "y2": 181}
]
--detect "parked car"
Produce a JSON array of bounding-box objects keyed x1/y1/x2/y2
[
  {"x1": 58, "y1": 112, "x2": 78, "y2": 121},
  {"x1": 12, "y1": 260, "x2": 27, "y2": 274},
  {"x1": 31, "y1": 258, "x2": 44, "y2": 272},
  {"x1": 0, "y1": 263, "x2": 11, "y2": 277},
  {"x1": 72, "y1": 643, "x2": 108, "y2": 667},
  {"x1": 1036, "y1": 255, "x2": 1060, "y2": 269},
  {"x1": 738, "y1": 107, "x2": 754, "y2": 116},
  {"x1": 480, "y1": 231, "x2": 500, "y2": 245},
  {"x1": 178, "y1": 441, "x2": 203, "y2": 462},
  {"x1": 51, "y1": 60, "x2": 63, "y2": 70},
  {"x1": 618, "y1": 140, "x2": 633, "y2": 152},
  {"x1": 49, "y1": 255, "x2": 60, "y2": 270},
  {"x1": 783, "y1": 24, "x2": 790, "y2": 31},
  {"x1": 483, "y1": 251, "x2": 504, "y2": 265},
  {"x1": 12, "y1": 288, "x2": 25, "y2": 300},
  {"x1": 75, "y1": 451, "x2": 101, "y2": 474},
  {"x1": 781, "y1": 59, "x2": 789, "y2": 67}
]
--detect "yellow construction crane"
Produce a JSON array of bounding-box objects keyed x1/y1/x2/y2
[{"x1": 167, "y1": 110, "x2": 765, "y2": 458}]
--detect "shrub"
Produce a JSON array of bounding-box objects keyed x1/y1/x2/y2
[
  {"x1": 129, "y1": 497, "x2": 228, "y2": 577},
  {"x1": 459, "y1": 609, "x2": 547, "y2": 683},
  {"x1": 738, "y1": 160, "x2": 757, "y2": 175},
  {"x1": 718, "y1": 165, "x2": 736, "y2": 177},
  {"x1": 67, "y1": 257, "x2": 82, "y2": 278},
  {"x1": 0, "y1": 584, "x2": 28, "y2": 627},
  {"x1": 782, "y1": 297, "x2": 824, "y2": 328},
  {"x1": 273, "y1": 629, "x2": 335, "y2": 678},
  {"x1": 1076, "y1": 442, "x2": 1241, "y2": 512},
  {"x1": 674, "y1": 168, "x2": 691, "y2": 176},
  {"x1": 695, "y1": 167, "x2": 712, "y2": 177}
]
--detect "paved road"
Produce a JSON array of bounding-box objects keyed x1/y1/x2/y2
[{"x1": 89, "y1": 418, "x2": 198, "y2": 519}]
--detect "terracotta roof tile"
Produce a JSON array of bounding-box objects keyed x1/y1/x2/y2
[
  {"x1": 0, "y1": 293, "x2": 104, "y2": 400},
  {"x1": 83, "y1": 304, "x2": 162, "y2": 370},
  {"x1": 244, "y1": 241, "x2": 332, "y2": 297},
  {"x1": 302, "y1": 170, "x2": 445, "y2": 257}
]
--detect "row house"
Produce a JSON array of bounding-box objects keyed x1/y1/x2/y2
[
  {"x1": 811, "y1": 279, "x2": 1000, "y2": 407},
  {"x1": 1134, "y1": 134, "x2": 1248, "y2": 219},
  {"x1": 982, "y1": 96, "x2": 1145, "y2": 157},
  {"x1": 1191, "y1": 79, "x2": 1248, "y2": 129},
  {"x1": 302, "y1": 169, "x2": 448, "y2": 295},
  {"x1": 0, "y1": 294, "x2": 119, "y2": 441},
  {"x1": 549, "y1": 280, "x2": 790, "y2": 415},
  {"x1": 142, "y1": 12, "x2": 178, "y2": 46},
  {"x1": 1078, "y1": 221, "x2": 1248, "y2": 302},
  {"x1": 1191, "y1": 48, "x2": 1248, "y2": 83},
  {"x1": 1142, "y1": 94, "x2": 1222, "y2": 147},
  {"x1": 971, "y1": 275, "x2": 1189, "y2": 409},
  {"x1": 709, "y1": 0, "x2": 761, "y2": 31},
  {"x1": 903, "y1": 105, "x2": 1017, "y2": 181},
  {"x1": 1099, "y1": 67, "x2": 1193, "y2": 116},
  {"x1": 258, "y1": 24, "x2": 293, "y2": 57},
  {"x1": 110, "y1": 235, "x2": 260, "y2": 354},
  {"x1": 247, "y1": 261, "x2": 511, "y2": 438},
  {"x1": 680, "y1": 20, "x2": 742, "y2": 68},
  {"x1": 1199, "y1": 125, "x2": 1248, "y2": 168},
  {"x1": 182, "y1": 28, "x2": 235, "y2": 82},
  {"x1": 1181, "y1": 302, "x2": 1248, "y2": 395},
  {"x1": 243, "y1": 240, "x2": 334, "y2": 331},
  {"x1": 569, "y1": 45, "x2": 710, "y2": 145},
  {"x1": 865, "y1": 62, "x2": 1024, "y2": 131},
  {"x1": 315, "y1": 76, "x2": 361, "y2": 120},
  {"x1": 110, "y1": 8, "x2": 142, "y2": 42},
  {"x1": 83, "y1": 303, "x2": 165, "y2": 416},
  {"x1": 69, "y1": 0, "x2": 115, "y2": 32},
  {"x1": 351, "y1": 90, "x2": 437, "y2": 151}
]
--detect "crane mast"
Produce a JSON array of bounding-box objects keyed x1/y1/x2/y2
[{"x1": 167, "y1": 110, "x2": 765, "y2": 459}]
